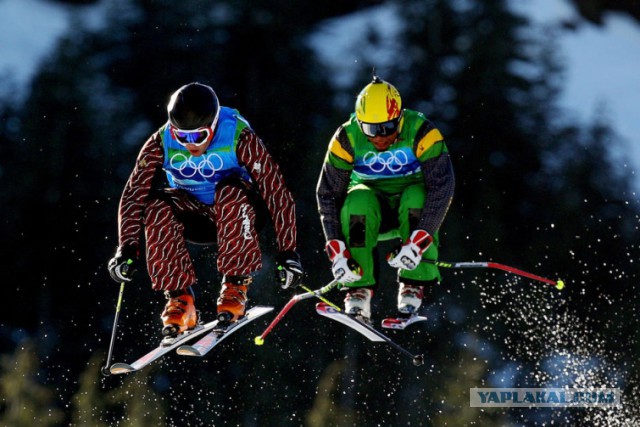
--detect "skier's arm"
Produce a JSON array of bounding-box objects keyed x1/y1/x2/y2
[
  {"x1": 118, "y1": 132, "x2": 165, "y2": 250},
  {"x1": 237, "y1": 128, "x2": 297, "y2": 252},
  {"x1": 316, "y1": 127, "x2": 353, "y2": 241},
  {"x1": 413, "y1": 122, "x2": 455, "y2": 235}
]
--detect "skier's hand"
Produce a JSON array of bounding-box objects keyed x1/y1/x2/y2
[
  {"x1": 108, "y1": 245, "x2": 140, "y2": 283},
  {"x1": 275, "y1": 250, "x2": 305, "y2": 289},
  {"x1": 387, "y1": 229, "x2": 433, "y2": 270},
  {"x1": 325, "y1": 240, "x2": 362, "y2": 283}
]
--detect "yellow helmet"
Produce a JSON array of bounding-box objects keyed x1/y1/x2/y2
[{"x1": 355, "y1": 76, "x2": 402, "y2": 124}]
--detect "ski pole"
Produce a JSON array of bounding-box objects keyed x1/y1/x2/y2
[
  {"x1": 361, "y1": 320, "x2": 425, "y2": 366},
  {"x1": 254, "y1": 280, "x2": 339, "y2": 345},
  {"x1": 299, "y1": 285, "x2": 341, "y2": 310},
  {"x1": 425, "y1": 259, "x2": 565, "y2": 289},
  {"x1": 102, "y1": 282, "x2": 125, "y2": 377}
]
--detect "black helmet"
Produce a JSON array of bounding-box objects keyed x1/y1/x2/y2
[{"x1": 167, "y1": 82, "x2": 220, "y2": 130}]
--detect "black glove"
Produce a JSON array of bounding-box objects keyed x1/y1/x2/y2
[
  {"x1": 108, "y1": 245, "x2": 140, "y2": 283},
  {"x1": 275, "y1": 250, "x2": 305, "y2": 289}
]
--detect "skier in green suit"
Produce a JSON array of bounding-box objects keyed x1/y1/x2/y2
[{"x1": 317, "y1": 74, "x2": 455, "y2": 322}]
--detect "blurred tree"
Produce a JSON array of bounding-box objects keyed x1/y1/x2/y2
[
  {"x1": 385, "y1": 0, "x2": 638, "y2": 422},
  {"x1": 70, "y1": 352, "x2": 110, "y2": 427},
  {"x1": 50, "y1": 0, "x2": 100, "y2": 5},
  {"x1": 431, "y1": 348, "x2": 509, "y2": 426},
  {"x1": 391, "y1": 0, "x2": 639, "y2": 309},
  {"x1": 0, "y1": 341, "x2": 64, "y2": 426},
  {"x1": 568, "y1": 0, "x2": 640, "y2": 25},
  {"x1": 306, "y1": 360, "x2": 359, "y2": 426},
  {"x1": 1, "y1": 0, "x2": 388, "y2": 424},
  {"x1": 1, "y1": 0, "x2": 639, "y2": 425},
  {"x1": 106, "y1": 365, "x2": 167, "y2": 427}
]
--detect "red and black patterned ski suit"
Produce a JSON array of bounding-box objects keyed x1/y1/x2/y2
[{"x1": 116, "y1": 126, "x2": 297, "y2": 292}]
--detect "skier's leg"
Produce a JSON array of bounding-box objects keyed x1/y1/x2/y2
[
  {"x1": 396, "y1": 184, "x2": 441, "y2": 313},
  {"x1": 212, "y1": 181, "x2": 261, "y2": 322},
  {"x1": 340, "y1": 183, "x2": 381, "y2": 287},
  {"x1": 144, "y1": 194, "x2": 203, "y2": 335},
  {"x1": 144, "y1": 196, "x2": 199, "y2": 292},
  {"x1": 339, "y1": 184, "x2": 382, "y2": 321}
]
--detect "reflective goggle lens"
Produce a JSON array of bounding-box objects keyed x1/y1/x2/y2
[
  {"x1": 170, "y1": 105, "x2": 220, "y2": 147},
  {"x1": 359, "y1": 118, "x2": 400, "y2": 137},
  {"x1": 173, "y1": 127, "x2": 211, "y2": 145}
]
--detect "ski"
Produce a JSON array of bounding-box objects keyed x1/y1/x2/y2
[
  {"x1": 108, "y1": 306, "x2": 272, "y2": 374},
  {"x1": 381, "y1": 315, "x2": 427, "y2": 330},
  {"x1": 109, "y1": 323, "x2": 214, "y2": 375},
  {"x1": 315, "y1": 302, "x2": 425, "y2": 366},
  {"x1": 177, "y1": 305, "x2": 273, "y2": 357}
]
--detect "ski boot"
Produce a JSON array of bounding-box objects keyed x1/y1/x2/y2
[
  {"x1": 161, "y1": 287, "x2": 198, "y2": 339},
  {"x1": 216, "y1": 275, "x2": 252, "y2": 324},
  {"x1": 397, "y1": 282, "x2": 424, "y2": 315},
  {"x1": 344, "y1": 287, "x2": 373, "y2": 324}
]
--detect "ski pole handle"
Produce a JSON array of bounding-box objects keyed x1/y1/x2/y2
[
  {"x1": 426, "y1": 259, "x2": 565, "y2": 289},
  {"x1": 255, "y1": 280, "x2": 339, "y2": 345}
]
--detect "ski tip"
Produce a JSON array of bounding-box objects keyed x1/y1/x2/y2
[
  {"x1": 555, "y1": 279, "x2": 565, "y2": 290},
  {"x1": 109, "y1": 363, "x2": 136, "y2": 375},
  {"x1": 176, "y1": 345, "x2": 202, "y2": 357},
  {"x1": 254, "y1": 336, "x2": 265, "y2": 346}
]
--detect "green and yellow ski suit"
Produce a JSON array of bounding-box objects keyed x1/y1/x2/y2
[{"x1": 317, "y1": 109, "x2": 455, "y2": 288}]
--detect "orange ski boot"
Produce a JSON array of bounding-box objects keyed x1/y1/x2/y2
[
  {"x1": 161, "y1": 288, "x2": 198, "y2": 338},
  {"x1": 216, "y1": 275, "x2": 252, "y2": 324}
]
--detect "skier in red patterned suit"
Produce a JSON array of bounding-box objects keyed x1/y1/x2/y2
[{"x1": 108, "y1": 82, "x2": 304, "y2": 339}]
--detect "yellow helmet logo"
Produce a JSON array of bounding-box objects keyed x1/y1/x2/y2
[{"x1": 355, "y1": 79, "x2": 402, "y2": 123}]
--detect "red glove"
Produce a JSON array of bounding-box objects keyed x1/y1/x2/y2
[
  {"x1": 387, "y1": 229, "x2": 433, "y2": 270},
  {"x1": 325, "y1": 240, "x2": 363, "y2": 283}
]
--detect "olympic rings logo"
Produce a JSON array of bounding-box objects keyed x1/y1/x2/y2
[
  {"x1": 169, "y1": 152, "x2": 224, "y2": 178},
  {"x1": 362, "y1": 150, "x2": 409, "y2": 173}
]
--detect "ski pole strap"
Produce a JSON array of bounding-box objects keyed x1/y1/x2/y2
[{"x1": 427, "y1": 260, "x2": 563, "y2": 288}]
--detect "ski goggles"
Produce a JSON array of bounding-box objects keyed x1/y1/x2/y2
[
  {"x1": 171, "y1": 126, "x2": 211, "y2": 146},
  {"x1": 358, "y1": 115, "x2": 402, "y2": 138},
  {"x1": 170, "y1": 110, "x2": 220, "y2": 146}
]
